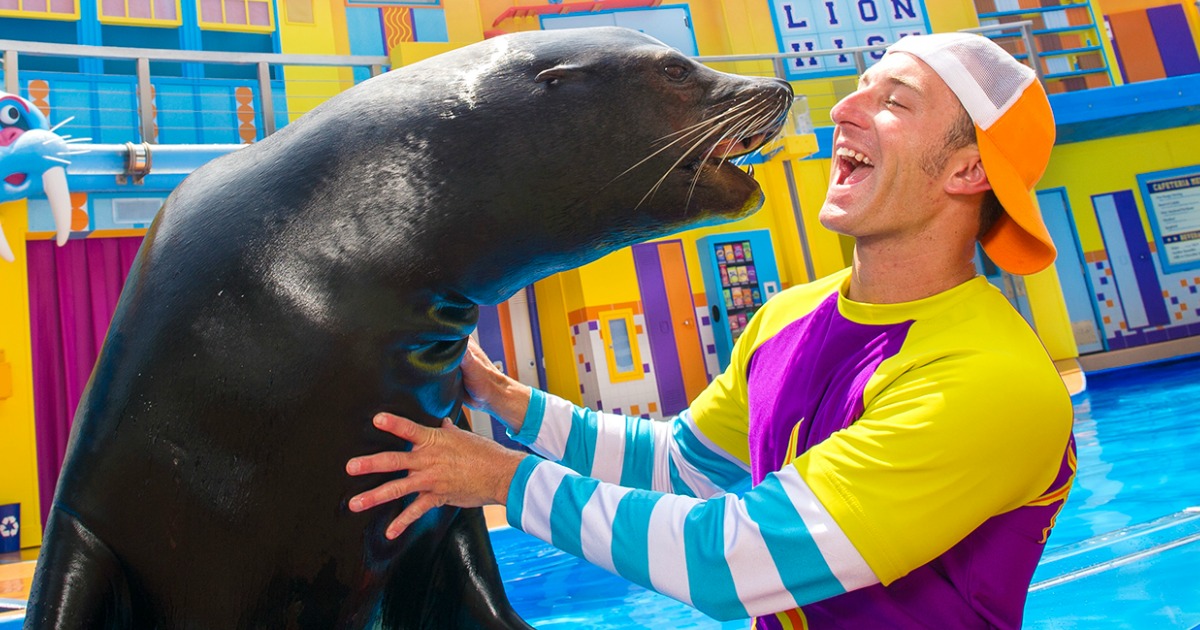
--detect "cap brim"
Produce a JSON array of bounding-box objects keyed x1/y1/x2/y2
[{"x1": 977, "y1": 129, "x2": 1056, "y2": 276}]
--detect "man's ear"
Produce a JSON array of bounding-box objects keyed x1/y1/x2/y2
[{"x1": 945, "y1": 151, "x2": 992, "y2": 196}]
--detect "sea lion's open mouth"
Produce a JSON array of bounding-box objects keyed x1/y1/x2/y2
[{"x1": 683, "y1": 123, "x2": 785, "y2": 178}]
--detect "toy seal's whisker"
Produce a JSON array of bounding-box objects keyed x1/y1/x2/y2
[{"x1": 48, "y1": 116, "x2": 76, "y2": 133}]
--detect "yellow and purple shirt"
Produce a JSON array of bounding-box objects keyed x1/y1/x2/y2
[{"x1": 505, "y1": 268, "x2": 1075, "y2": 629}]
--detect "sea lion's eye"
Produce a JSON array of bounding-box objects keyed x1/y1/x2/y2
[
  {"x1": 0, "y1": 105, "x2": 20, "y2": 126},
  {"x1": 663, "y1": 64, "x2": 690, "y2": 82}
]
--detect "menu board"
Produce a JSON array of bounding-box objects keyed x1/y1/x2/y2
[
  {"x1": 714, "y1": 239, "x2": 764, "y2": 341},
  {"x1": 1139, "y1": 166, "x2": 1200, "y2": 273}
]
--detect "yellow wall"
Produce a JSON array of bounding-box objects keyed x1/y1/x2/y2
[
  {"x1": 1040, "y1": 125, "x2": 1200, "y2": 254},
  {"x1": 1026, "y1": 266, "x2": 1079, "y2": 361},
  {"x1": 926, "y1": 0, "x2": 984, "y2": 32},
  {"x1": 276, "y1": 0, "x2": 355, "y2": 122},
  {"x1": 533, "y1": 274, "x2": 583, "y2": 405},
  {"x1": 0, "y1": 200, "x2": 43, "y2": 549}
]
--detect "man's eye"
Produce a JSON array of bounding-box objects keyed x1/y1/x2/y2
[{"x1": 884, "y1": 97, "x2": 904, "y2": 108}]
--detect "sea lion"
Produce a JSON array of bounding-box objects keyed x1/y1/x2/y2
[{"x1": 25, "y1": 27, "x2": 792, "y2": 628}]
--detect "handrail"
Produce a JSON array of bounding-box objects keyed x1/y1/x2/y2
[
  {"x1": 0, "y1": 38, "x2": 389, "y2": 67},
  {"x1": 1, "y1": 38, "x2": 390, "y2": 141}
]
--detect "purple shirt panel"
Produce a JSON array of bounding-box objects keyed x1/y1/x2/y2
[
  {"x1": 800, "y1": 434, "x2": 1076, "y2": 629},
  {"x1": 745, "y1": 293, "x2": 913, "y2": 484},
  {"x1": 741, "y1": 292, "x2": 1077, "y2": 629}
]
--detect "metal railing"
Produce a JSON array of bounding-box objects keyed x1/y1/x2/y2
[{"x1": 1, "y1": 38, "x2": 389, "y2": 143}]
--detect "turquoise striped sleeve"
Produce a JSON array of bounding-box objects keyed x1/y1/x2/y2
[
  {"x1": 506, "y1": 458, "x2": 879, "y2": 620},
  {"x1": 508, "y1": 390, "x2": 749, "y2": 496}
]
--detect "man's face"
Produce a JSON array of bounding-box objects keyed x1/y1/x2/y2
[{"x1": 818, "y1": 51, "x2": 967, "y2": 244}]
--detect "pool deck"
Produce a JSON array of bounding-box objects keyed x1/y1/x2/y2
[
  {"x1": 1077, "y1": 336, "x2": 1200, "y2": 373},
  {"x1": 0, "y1": 558, "x2": 34, "y2": 627}
]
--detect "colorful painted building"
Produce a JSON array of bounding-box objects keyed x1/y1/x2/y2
[{"x1": 2, "y1": 0, "x2": 1199, "y2": 554}]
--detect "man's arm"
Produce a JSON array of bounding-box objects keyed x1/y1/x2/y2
[
  {"x1": 463, "y1": 338, "x2": 748, "y2": 495},
  {"x1": 348, "y1": 414, "x2": 878, "y2": 620}
]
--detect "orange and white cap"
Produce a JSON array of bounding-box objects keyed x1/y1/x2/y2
[{"x1": 886, "y1": 32, "x2": 1057, "y2": 275}]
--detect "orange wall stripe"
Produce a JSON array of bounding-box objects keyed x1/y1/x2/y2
[
  {"x1": 1108, "y1": 10, "x2": 1167, "y2": 82},
  {"x1": 658, "y1": 241, "x2": 709, "y2": 401},
  {"x1": 382, "y1": 7, "x2": 414, "y2": 53}
]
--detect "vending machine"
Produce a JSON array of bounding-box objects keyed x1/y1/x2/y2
[{"x1": 696, "y1": 229, "x2": 782, "y2": 372}]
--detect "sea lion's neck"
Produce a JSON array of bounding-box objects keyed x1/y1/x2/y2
[{"x1": 420, "y1": 202, "x2": 654, "y2": 307}]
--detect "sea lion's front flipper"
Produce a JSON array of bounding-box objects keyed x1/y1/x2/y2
[
  {"x1": 413, "y1": 505, "x2": 533, "y2": 630},
  {"x1": 24, "y1": 508, "x2": 136, "y2": 629},
  {"x1": 377, "y1": 404, "x2": 532, "y2": 629}
]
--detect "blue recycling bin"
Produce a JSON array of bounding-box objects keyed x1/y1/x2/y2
[{"x1": 0, "y1": 503, "x2": 19, "y2": 553}]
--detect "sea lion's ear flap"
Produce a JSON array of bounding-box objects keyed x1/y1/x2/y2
[{"x1": 534, "y1": 65, "x2": 584, "y2": 86}]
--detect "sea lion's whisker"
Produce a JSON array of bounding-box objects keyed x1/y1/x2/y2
[
  {"x1": 638, "y1": 131, "x2": 723, "y2": 208},
  {"x1": 623, "y1": 98, "x2": 772, "y2": 185},
  {"x1": 677, "y1": 101, "x2": 773, "y2": 210},
  {"x1": 649, "y1": 101, "x2": 758, "y2": 147},
  {"x1": 624, "y1": 93, "x2": 789, "y2": 211},
  {"x1": 637, "y1": 121, "x2": 733, "y2": 209},
  {"x1": 684, "y1": 103, "x2": 773, "y2": 209},
  {"x1": 615, "y1": 118, "x2": 727, "y2": 183}
]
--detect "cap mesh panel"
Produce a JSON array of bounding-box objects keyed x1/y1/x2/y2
[{"x1": 945, "y1": 41, "x2": 1028, "y2": 111}]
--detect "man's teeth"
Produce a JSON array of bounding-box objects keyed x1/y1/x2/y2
[{"x1": 835, "y1": 146, "x2": 873, "y2": 166}]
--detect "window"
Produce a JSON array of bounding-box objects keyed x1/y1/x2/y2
[
  {"x1": 283, "y1": 0, "x2": 312, "y2": 24},
  {"x1": 0, "y1": 0, "x2": 78, "y2": 20},
  {"x1": 599, "y1": 309, "x2": 644, "y2": 383},
  {"x1": 198, "y1": 0, "x2": 273, "y2": 32},
  {"x1": 98, "y1": 0, "x2": 180, "y2": 26}
]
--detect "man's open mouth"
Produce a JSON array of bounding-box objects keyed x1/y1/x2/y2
[{"x1": 833, "y1": 146, "x2": 874, "y2": 186}]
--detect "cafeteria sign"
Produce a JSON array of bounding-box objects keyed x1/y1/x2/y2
[
  {"x1": 769, "y1": 0, "x2": 930, "y2": 80},
  {"x1": 1138, "y1": 166, "x2": 1200, "y2": 274}
]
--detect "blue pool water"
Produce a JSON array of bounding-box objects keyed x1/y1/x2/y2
[{"x1": 491, "y1": 356, "x2": 1200, "y2": 629}]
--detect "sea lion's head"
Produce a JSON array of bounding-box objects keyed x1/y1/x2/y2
[
  {"x1": 350, "y1": 26, "x2": 794, "y2": 242},
  {"x1": 483, "y1": 27, "x2": 795, "y2": 234},
  {"x1": 249, "y1": 27, "x2": 794, "y2": 303}
]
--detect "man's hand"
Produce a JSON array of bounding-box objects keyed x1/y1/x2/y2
[
  {"x1": 460, "y1": 337, "x2": 532, "y2": 433},
  {"x1": 346, "y1": 413, "x2": 525, "y2": 539}
]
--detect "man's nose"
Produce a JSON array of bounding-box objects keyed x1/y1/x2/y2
[{"x1": 829, "y1": 90, "x2": 865, "y2": 129}]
